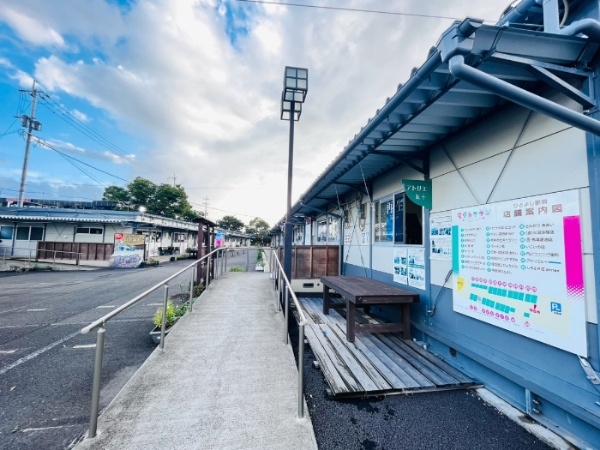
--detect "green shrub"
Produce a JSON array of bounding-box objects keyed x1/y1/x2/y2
[
  {"x1": 153, "y1": 300, "x2": 177, "y2": 328},
  {"x1": 230, "y1": 266, "x2": 244, "y2": 272},
  {"x1": 193, "y1": 282, "x2": 205, "y2": 297},
  {"x1": 256, "y1": 248, "x2": 263, "y2": 262}
]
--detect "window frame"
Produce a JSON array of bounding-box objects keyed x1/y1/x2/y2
[{"x1": 373, "y1": 191, "x2": 424, "y2": 246}]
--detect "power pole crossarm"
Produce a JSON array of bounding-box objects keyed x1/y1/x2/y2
[{"x1": 17, "y1": 80, "x2": 41, "y2": 208}]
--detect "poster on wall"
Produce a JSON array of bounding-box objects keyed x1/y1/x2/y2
[
  {"x1": 109, "y1": 233, "x2": 145, "y2": 268},
  {"x1": 430, "y1": 214, "x2": 452, "y2": 260},
  {"x1": 393, "y1": 247, "x2": 408, "y2": 284},
  {"x1": 451, "y1": 191, "x2": 587, "y2": 355},
  {"x1": 408, "y1": 247, "x2": 426, "y2": 290}
]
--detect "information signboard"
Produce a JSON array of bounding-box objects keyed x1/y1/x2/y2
[{"x1": 452, "y1": 191, "x2": 587, "y2": 355}]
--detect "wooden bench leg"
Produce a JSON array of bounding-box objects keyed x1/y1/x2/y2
[
  {"x1": 346, "y1": 299, "x2": 356, "y2": 342},
  {"x1": 402, "y1": 304, "x2": 411, "y2": 340},
  {"x1": 323, "y1": 286, "x2": 331, "y2": 315}
]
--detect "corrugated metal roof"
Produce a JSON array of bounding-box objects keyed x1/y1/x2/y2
[
  {"x1": 0, "y1": 207, "x2": 198, "y2": 231},
  {"x1": 274, "y1": 10, "x2": 600, "y2": 229}
]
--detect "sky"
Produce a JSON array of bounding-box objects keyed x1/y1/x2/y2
[{"x1": 0, "y1": 0, "x2": 513, "y2": 226}]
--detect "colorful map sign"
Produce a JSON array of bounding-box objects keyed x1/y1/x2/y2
[{"x1": 452, "y1": 191, "x2": 587, "y2": 355}]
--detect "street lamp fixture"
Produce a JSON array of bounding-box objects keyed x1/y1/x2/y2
[{"x1": 280, "y1": 66, "x2": 308, "y2": 282}]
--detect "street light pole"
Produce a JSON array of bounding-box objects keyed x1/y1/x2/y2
[
  {"x1": 284, "y1": 101, "x2": 296, "y2": 281},
  {"x1": 280, "y1": 66, "x2": 308, "y2": 283}
]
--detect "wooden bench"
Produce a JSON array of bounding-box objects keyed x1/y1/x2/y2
[{"x1": 321, "y1": 276, "x2": 420, "y2": 342}]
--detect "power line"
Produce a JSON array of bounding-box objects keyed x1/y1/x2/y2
[
  {"x1": 33, "y1": 137, "x2": 129, "y2": 183},
  {"x1": 234, "y1": 0, "x2": 464, "y2": 20},
  {"x1": 37, "y1": 93, "x2": 167, "y2": 177}
]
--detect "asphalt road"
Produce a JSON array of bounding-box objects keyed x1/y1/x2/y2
[{"x1": 0, "y1": 261, "x2": 195, "y2": 450}]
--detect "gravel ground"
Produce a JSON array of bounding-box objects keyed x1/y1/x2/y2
[{"x1": 286, "y1": 313, "x2": 552, "y2": 450}]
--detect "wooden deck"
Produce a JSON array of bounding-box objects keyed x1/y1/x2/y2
[{"x1": 299, "y1": 296, "x2": 477, "y2": 397}]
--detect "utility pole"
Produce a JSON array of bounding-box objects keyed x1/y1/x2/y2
[
  {"x1": 17, "y1": 80, "x2": 41, "y2": 207},
  {"x1": 203, "y1": 196, "x2": 209, "y2": 217},
  {"x1": 167, "y1": 173, "x2": 177, "y2": 187}
]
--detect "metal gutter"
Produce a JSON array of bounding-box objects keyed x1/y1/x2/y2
[
  {"x1": 497, "y1": 0, "x2": 538, "y2": 26},
  {"x1": 448, "y1": 54, "x2": 600, "y2": 136}
]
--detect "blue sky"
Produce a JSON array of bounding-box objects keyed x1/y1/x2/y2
[{"x1": 0, "y1": 0, "x2": 509, "y2": 224}]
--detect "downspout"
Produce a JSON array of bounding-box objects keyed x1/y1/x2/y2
[
  {"x1": 448, "y1": 55, "x2": 600, "y2": 136},
  {"x1": 557, "y1": 18, "x2": 600, "y2": 41}
]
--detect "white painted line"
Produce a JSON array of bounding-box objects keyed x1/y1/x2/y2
[
  {"x1": 22, "y1": 424, "x2": 79, "y2": 433},
  {"x1": 73, "y1": 344, "x2": 96, "y2": 349},
  {"x1": 0, "y1": 331, "x2": 80, "y2": 376},
  {"x1": 96, "y1": 305, "x2": 116, "y2": 309},
  {"x1": 0, "y1": 350, "x2": 17, "y2": 354},
  {"x1": 146, "y1": 303, "x2": 163, "y2": 306},
  {"x1": 27, "y1": 309, "x2": 47, "y2": 312}
]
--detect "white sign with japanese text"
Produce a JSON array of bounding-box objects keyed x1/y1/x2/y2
[
  {"x1": 408, "y1": 247, "x2": 426, "y2": 290},
  {"x1": 393, "y1": 247, "x2": 408, "y2": 285},
  {"x1": 451, "y1": 191, "x2": 586, "y2": 355},
  {"x1": 430, "y1": 214, "x2": 452, "y2": 260}
]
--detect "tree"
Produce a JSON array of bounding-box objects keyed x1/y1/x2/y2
[
  {"x1": 102, "y1": 177, "x2": 199, "y2": 220},
  {"x1": 217, "y1": 215, "x2": 245, "y2": 232},
  {"x1": 149, "y1": 184, "x2": 193, "y2": 218},
  {"x1": 128, "y1": 177, "x2": 157, "y2": 207},
  {"x1": 246, "y1": 217, "x2": 271, "y2": 245},
  {"x1": 102, "y1": 186, "x2": 130, "y2": 204}
]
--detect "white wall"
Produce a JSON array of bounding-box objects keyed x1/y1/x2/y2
[{"x1": 428, "y1": 93, "x2": 596, "y2": 324}]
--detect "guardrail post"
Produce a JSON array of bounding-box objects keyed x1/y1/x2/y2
[
  {"x1": 284, "y1": 285, "x2": 289, "y2": 344},
  {"x1": 298, "y1": 323, "x2": 305, "y2": 419},
  {"x1": 88, "y1": 326, "x2": 106, "y2": 438},
  {"x1": 189, "y1": 267, "x2": 194, "y2": 312},
  {"x1": 206, "y1": 257, "x2": 210, "y2": 288},
  {"x1": 222, "y1": 249, "x2": 225, "y2": 274},
  {"x1": 277, "y1": 269, "x2": 282, "y2": 312},
  {"x1": 52, "y1": 251, "x2": 56, "y2": 270},
  {"x1": 224, "y1": 248, "x2": 228, "y2": 273},
  {"x1": 159, "y1": 284, "x2": 169, "y2": 350},
  {"x1": 246, "y1": 249, "x2": 250, "y2": 271}
]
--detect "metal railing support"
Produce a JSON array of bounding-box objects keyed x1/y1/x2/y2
[
  {"x1": 277, "y1": 269, "x2": 282, "y2": 312},
  {"x1": 189, "y1": 267, "x2": 194, "y2": 312},
  {"x1": 205, "y1": 257, "x2": 210, "y2": 288},
  {"x1": 284, "y1": 285, "x2": 289, "y2": 344},
  {"x1": 246, "y1": 249, "x2": 250, "y2": 271},
  {"x1": 298, "y1": 324, "x2": 305, "y2": 419},
  {"x1": 159, "y1": 284, "x2": 169, "y2": 350},
  {"x1": 88, "y1": 326, "x2": 106, "y2": 438}
]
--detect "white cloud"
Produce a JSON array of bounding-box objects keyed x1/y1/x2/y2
[
  {"x1": 1, "y1": 0, "x2": 511, "y2": 224},
  {"x1": 71, "y1": 109, "x2": 90, "y2": 123}
]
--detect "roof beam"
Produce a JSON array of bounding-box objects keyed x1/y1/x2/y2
[
  {"x1": 527, "y1": 65, "x2": 595, "y2": 109},
  {"x1": 370, "y1": 151, "x2": 426, "y2": 174},
  {"x1": 334, "y1": 182, "x2": 368, "y2": 196}
]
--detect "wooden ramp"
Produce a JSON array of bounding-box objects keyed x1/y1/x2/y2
[{"x1": 300, "y1": 296, "x2": 476, "y2": 397}]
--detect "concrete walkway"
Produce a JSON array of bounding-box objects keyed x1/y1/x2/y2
[{"x1": 74, "y1": 272, "x2": 317, "y2": 450}]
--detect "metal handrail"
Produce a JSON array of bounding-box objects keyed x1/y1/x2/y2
[
  {"x1": 270, "y1": 248, "x2": 308, "y2": 419},
  {"x1": 81, "y1": 247, "x2": 225, "y2": 439}
]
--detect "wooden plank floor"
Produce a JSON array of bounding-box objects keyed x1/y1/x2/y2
[{"x1": 299, "y1": 296, "x2": 476, "y2": 397}]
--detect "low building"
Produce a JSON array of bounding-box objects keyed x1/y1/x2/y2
[{"x1": 0, "y1": 207, "x2": 198, "y2": 262}]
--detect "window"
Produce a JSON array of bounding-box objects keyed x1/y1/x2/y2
[
  {"x1": 16, "y1": 227, "x2": 29, "y2": 240},
  {"x1": 374, "y1": 197, "x2": 393, "y2": 243},
  {"x1": 76, "y1": 227, "x2": 103, "y2": 235},
  {"x1": 0, "y1": 226, "x2": 13, "y2": 240},
  {"x1": 30, "y1": 227, "x2": 44, "y2": 241},
  {"x1": 374, "y1": 193, "x2": 423, "y2": 245},
  {"x1": 15, "y1": 226, "x2": 44, "y2": 241}
]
